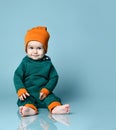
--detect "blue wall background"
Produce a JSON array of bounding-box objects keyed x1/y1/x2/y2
[{"x1": 0, "y1": 0, "x2": 116, "y2": 105}]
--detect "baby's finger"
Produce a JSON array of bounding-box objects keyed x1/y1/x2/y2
[
  {"x1": 19, "y1": 95, "x2": 24, "y2": 100},
  {"x1": 21, "y1": 95, "x2": 24, "y2": 100},
  {"x1": 40, "y1": 93, "x2": 46, "y2": 100},
  {"x1": 19, "y1": 96, "x2": 21, "y2": 100},
  {"x1": 26, "y1": 92, "x2": 30, "y2": 96},
  {"x1": 42, "y1": 94, "x2": 47, "y2": 99},
  {"x1": 23, "y1": 93, "x2": 26, "y2": 99},
  {"x1": 39, "y1": 93, "x2": 43, "y2": 100}
]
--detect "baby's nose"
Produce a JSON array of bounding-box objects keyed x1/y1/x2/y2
[{"x1": 34, "y1": 49, "x2": 38, "y2": 53}]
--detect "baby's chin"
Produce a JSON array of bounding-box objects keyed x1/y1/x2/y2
[
  {"x1": 32, "y1": 57, "x2": 43, "y2": 60},
  {"x1": 28, "y1": 55, "x2": 44, "y2": 60}
]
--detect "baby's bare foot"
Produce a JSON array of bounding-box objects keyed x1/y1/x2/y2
[
  {"x1": 19, "y1": 106, "x2": 38, "y2": 117},
  {"x1": 52, "y1": 104, "x2": 70, "y2": 114},
  {"x1": 19, "y1": 106, "x2": 23, "y2": 115}
]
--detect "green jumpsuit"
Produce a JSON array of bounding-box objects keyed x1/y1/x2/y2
[{"x1": 13, "y1": 55, "x2": 61, "y2": 111}]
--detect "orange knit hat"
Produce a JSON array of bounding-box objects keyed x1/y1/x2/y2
[{"x1": 25, "y1": 26, "x2": 50, "y2": 53}]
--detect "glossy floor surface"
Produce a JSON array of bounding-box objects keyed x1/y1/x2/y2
[{"x1": 1, "y1": 96, "x2": 116, "y2": 130}]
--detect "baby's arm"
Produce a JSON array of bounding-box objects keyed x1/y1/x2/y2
[
  {"x1": 39, "y1": 63, "x2": 58, "y2": 100},
  {"x1": 14, "y1": 61, "x2": 30, "y2": 100}
]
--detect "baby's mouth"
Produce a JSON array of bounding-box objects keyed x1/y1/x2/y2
[{"x1": 32, "y1": 55, "x2": 39, "y2": 57}]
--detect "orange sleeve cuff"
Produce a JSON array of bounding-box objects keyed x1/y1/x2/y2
[
  {"x1": 40, "y1": 88, "x2": 50, "y2": 96},
  {"x1": 17, "y1": 88, "x2": 27, "y2": 97}
]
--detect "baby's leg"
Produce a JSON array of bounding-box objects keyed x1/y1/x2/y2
[
  {"x1": 51, "y1": 104, "x2": 70, "y2": 114},
  {"x1": 19, "y1": 106, "x2": 38, "y2": 117},
  {"x1": 45, "y1": 93, "x2": 70, "y2": 114}
]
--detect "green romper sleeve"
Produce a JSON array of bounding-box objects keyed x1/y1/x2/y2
[
  {"x1": 13, "y1": 61, "x2": 26, "y2": 93},
  {"x1": 40, "y1": 62, "x2": 59, "y2": 95}
]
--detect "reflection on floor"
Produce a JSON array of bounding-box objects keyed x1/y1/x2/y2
[
  {"x1": 1, "y1": 97, "x2": 116, "y2": 130},
  {"x1": 17, "y1": 109, "x2": 70, "y2": 130}
]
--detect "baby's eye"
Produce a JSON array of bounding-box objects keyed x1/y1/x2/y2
[
  {"x1": 37, "y1": 47, "x2": 42, "y2": 50},
  {"x1": 29, "y1": 47, "x2": 34, "y2": 49}
]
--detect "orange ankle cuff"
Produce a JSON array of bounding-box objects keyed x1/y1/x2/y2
[
  {"x1": 25, "y1": 104, "x2": 38, "y2": 112},
  {"x1": 48, "y1": 101, "x2": 61, "y2": 112}
]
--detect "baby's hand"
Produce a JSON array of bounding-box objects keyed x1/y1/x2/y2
[
  {"x1": 39, "y1": 92, "x2": 47, "y2": 100},
  {"x1": 19, "y1": 92, "x2": 30, "y2": 101}
]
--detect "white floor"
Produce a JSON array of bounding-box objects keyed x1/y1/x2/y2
[{"x1": 1, "y1": 95, "x2": 116, "y2": 130}]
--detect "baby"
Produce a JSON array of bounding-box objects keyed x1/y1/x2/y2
[{"x1": 13, "y1": 26, "x2": 70, "y2": 116}]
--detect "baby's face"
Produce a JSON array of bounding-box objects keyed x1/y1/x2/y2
[{"x1": 27, "y1": 41, "x2": 45, "y2": 60}]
